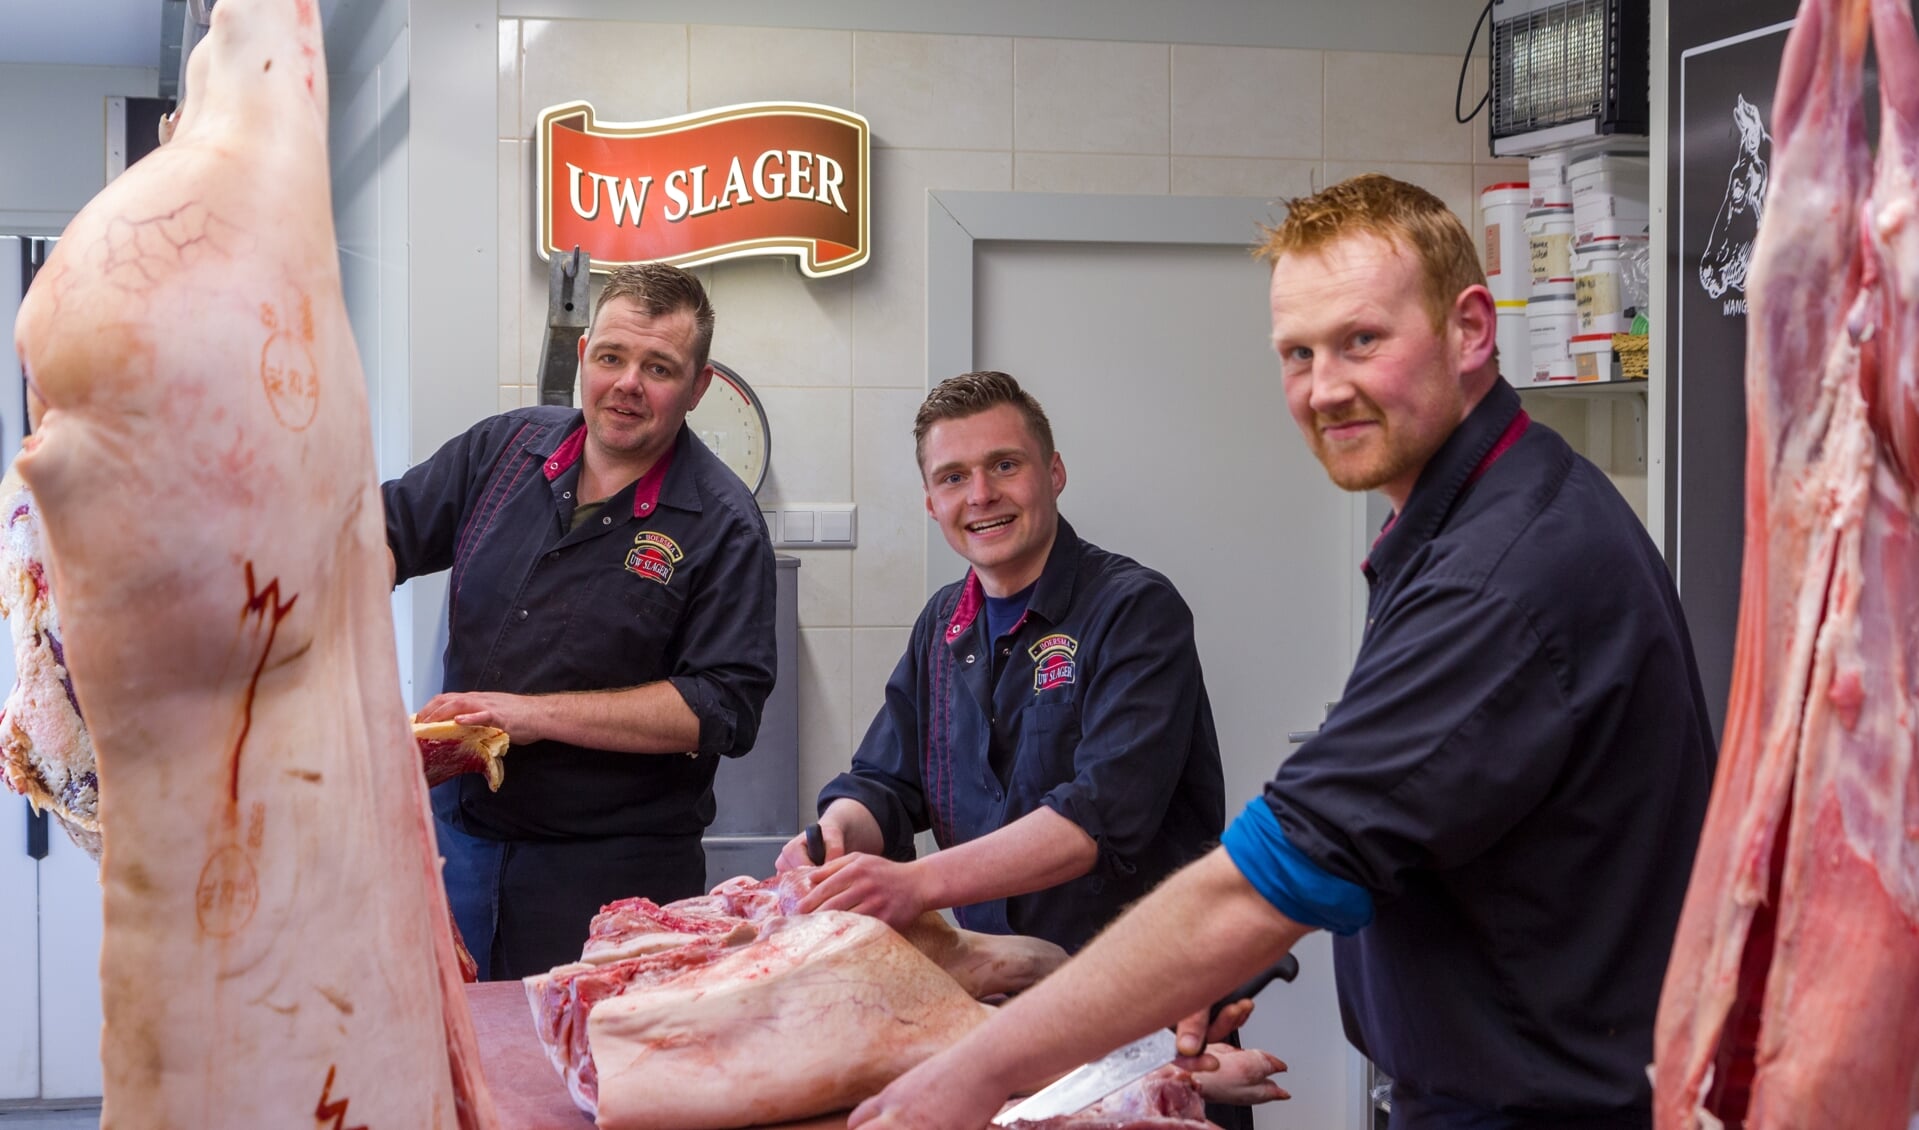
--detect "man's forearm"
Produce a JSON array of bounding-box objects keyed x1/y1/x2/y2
[
  {"x1": 526, "y1": 681, "x2": 703, "y2": 753},
  {"x1": 919, "y1": 807, "x2": 1097, "y2": 914},
  {"x1": 941, "y1": 850, "x2": 1312, "y2": 1096}
]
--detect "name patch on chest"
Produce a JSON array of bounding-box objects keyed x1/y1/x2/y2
[
  {"x1": 1029, "y1": 634, "x2": 1079, "y2": 693},
  {"x1": 625, "y1": 531, "x2": 685, "y2": 585}
]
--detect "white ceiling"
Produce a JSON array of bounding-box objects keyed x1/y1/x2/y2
[{"x1": 0, "y1": 0, "x2": 167, "y2": 68}]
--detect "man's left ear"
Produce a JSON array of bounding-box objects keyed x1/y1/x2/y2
[
  {"x1": 1050, "y1": 451, "x2": 1067, "y2": 497},
  {"x1": 689, "y1": 364, "x2": 715, "y2": 408},
  {"x1": 1453, "y1": 285, "x2": 1498, "y2": 373}
]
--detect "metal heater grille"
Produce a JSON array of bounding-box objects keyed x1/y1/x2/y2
[{"x1": 1490, "y1": 0, "x2": 1648, "y2": 150}]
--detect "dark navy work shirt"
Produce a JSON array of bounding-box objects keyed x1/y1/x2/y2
[
  {"x1": 1263, "y1": 379, "x2": 1715, "y2": 1125},
  {"x1": 820, "y1": 519, "x2": 1226, "y2": 953},
  {"x1": 384, "y1": 407, "x2": 777, "y2": 842}
]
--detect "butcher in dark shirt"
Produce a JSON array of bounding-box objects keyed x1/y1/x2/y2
[
  {"x1": 848, "y1": 176, "x2": 1714, "y2": 1130},
  {"x1": 383, "y1": 262, "x2": 776, "y2": 979}
]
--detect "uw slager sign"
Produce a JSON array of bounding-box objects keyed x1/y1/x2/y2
[{"x1": 537, "y1": 100, "x2": 871, "y2": 277}]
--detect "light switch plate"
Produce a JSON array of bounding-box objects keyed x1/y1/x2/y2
[{"x1": 769, "y1": 504, "x2": 857, "y2": 549}]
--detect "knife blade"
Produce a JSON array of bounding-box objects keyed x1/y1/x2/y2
[{"x1": 990, "y1": 952, "x2": 1301, "y2": 1126}]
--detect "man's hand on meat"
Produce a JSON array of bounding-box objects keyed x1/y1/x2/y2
[
  {"x1": 776, "y1": 796, "x2": 884, "y2": 871},
  {"x1": 799, "y1": 852, "x2": 939, "y2": 932}
]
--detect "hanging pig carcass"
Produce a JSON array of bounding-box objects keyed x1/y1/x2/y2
[
  {"x1": 8, "y1": 1, "x2": 497, "y2": 1126},
  {"x1": 1653, "y1": 0, "x2": 1919, "y2": 1125}
]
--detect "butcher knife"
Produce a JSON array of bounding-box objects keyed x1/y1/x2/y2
[{"x1": 989, "y1": 952, "x2": 1300, "y2": 1126}]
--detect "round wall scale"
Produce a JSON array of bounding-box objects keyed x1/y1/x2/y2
[{"x1": 688, "y1": 360, "x2": 770, "y2": 495}]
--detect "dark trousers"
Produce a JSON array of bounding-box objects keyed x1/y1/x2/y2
[
  {"x1": 1388, "y1": 1083, "x2": 1651, "y2": 1130},
  {"x1": 436, "y1": 816, "x2": 707, "y2": 980}
]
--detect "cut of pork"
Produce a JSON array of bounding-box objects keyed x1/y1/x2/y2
[
  {"x1": 414, "y1": 718, "x2": 509, "y2": 790},
  {"x1": 527, "y1": 911, "x2": 993, "y2": 1130},
  {"x1": 7, "y1": 0, "x2": 497, "y2": 1125}
]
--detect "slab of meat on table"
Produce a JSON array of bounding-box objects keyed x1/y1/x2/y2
[
  {"x1": 7, "y1": 1, "x2": 497, "y2": 1126},
  {"x1": 528, "y1": 909, "x2": 996, "y2": 1130},
  {"x1": 0, "y1": 461, "x2": 99, "y2": 857},
  {"x1": 998, "y1": 1064, "x2": 1213, "y2": 1130},
  {"x1": 1652, "y1": 0, "x2": 1919, "y2": 1125}
]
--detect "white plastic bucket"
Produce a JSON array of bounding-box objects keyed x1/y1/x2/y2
[
  {"x1": 1574, "y1": 236, "x2": 1645, "y2": 334},
  {"x1": 1575, "y1": 214, "x2": 1652, "y2": 244},
  {"x1": 1527, "y1": 293, "x2": 1579, "y2": 384},
  {"x1": 1569, "y1": 332, "x2": 1615, "y2": 383},
  {"x1": 1526, "y1": 207, "x2": 1574, "y2": 290},
  {"x1": 1496, "y1": 302, "x2": 1532, "y2": 386},
  {"x1": 1481, "y1": 183, "x2": 1532, "y2": 302},
  {"x1": 1528, "y1": 151, "x2": 1571, "y2": 208}
]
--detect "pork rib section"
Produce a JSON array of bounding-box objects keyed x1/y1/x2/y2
[
  {"x1": 528, "y1": 911, "x2": 992, "y2": 1130},
  {"x1": 1652, "y1": 0, "x2": 1919, "y2": 1125},
  {"x1": 7, "y1": 1, "x2": 497, "y2": 1126}
]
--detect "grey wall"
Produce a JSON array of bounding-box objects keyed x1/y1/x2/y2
[{"x1": 0, "y1": 63, "x2": 158, "y2": 233}]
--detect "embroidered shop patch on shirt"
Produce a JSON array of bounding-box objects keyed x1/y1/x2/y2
[
  {"x1": 1028, "y1": 633, "x2": 1079, "y2": 693},
  {"x1": 625, "y1": 531, "x2": 684, "y2": 585}
]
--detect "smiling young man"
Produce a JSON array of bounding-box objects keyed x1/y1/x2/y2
[
  {"x1": 382, "y1": 262, "x2": 776, "y2": 979},
  {"x1": 846, "y1": 177, "x2": 1715, "y2": 1130},
  {"x1": 776, "y1": 372, "x2": 1227, "y2": 962}
]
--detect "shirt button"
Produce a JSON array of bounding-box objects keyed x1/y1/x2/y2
[
  {"x1": 639, "y1": 502, "x2": 651, "y2": 512},
  {"x1": 546, "y1": 551, "x2": 560, "y2": 561},
  {"x1": 516, "y1": 609, "x2": 529, "y2": 621},
  {"x1": 1000, "y1": 646, "x2": 1010, "y2": 656},
  {"x1": 562, "y1": 490, "x2": 572, "y2": 499},
  {"x1": 964, "y1": 654, "x2": 976, "y2": 664},
  {"x1": 602, "y1": 516, "x2": 613, "y2": 525}
]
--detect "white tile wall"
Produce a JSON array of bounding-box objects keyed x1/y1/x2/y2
[
  {"x1": 691, "y1": 25, "x2": 854, "y2": 110},
  {"x1": 1014, "y1": 38, "x2": 1169, "y2": 155},
  {"x1": 854, "y1": 32, "x2": 1014, "y2": 151},
  {"x1": 1172, "y1": 45, "x2": 1323, "y2": 159},
  {"x1": 500, "y1": 23, "x2": 1515, "y2": 805}
]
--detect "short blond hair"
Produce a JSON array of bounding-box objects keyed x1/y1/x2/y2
[
  {"x1": 1256, "y1": 174, "x2": 1486, "y2": 331},
  {"x1": 594, "y1": 262, "x2": 716, "y2": 373}
]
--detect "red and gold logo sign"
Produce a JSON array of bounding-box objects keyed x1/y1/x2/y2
[
  {"x1": 1028, "y1": 634, "x2": 1079, "y2": 694},
  {"x1": 537, "y1": 100, "x2": 870, "y2": 278},
  {"x1": 625, "y1": 531, "x2": 685, "y2": 586}
]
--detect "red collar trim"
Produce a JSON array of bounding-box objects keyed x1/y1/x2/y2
[
  {"x1": 541, "y1": 424, "x2": 678, "y2": 518},
  {"x1": 945, "y1": 571, "x2": 986, "y2": 641},
  {"x1": 1465, "y1": 409, "x2": 1530, "y2": 490}
]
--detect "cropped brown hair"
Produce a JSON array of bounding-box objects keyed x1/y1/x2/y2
[
  {"x1": 913, "y1": 371, "x2": 1055, "y2": 473},
  {"x1": 1255, "y1": 173, "x2": 1486, "y2": 331},
  {"x1": 593, "y1": 261, "x2": 717, "y2": 373}
]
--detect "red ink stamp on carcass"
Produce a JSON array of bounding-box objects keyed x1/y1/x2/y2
[
  {"x1": 194, "y1": 845, "x2": 259, "y2": 937},
  {"x1": 314, "y1": 1064, "x2": 368, "y2": 1130},
  {"x1": 258, "y1": 300, "x2": 320, "y2": 431}
]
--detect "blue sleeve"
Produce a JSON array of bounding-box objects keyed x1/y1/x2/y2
[
  {"x1": 817, "y1": 605, "x2": 937, "y2": 859},
  {"x1": 664, "y1": 499, "x2": 777, "y2": 757},
  {"x1": 1222, "y1": 797, "x2": 1373, "y2": 936},
  {"x1": 382, "y1": 416, "x2": 506, "y2": 584}
]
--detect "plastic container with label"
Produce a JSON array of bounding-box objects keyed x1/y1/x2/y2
[
  {"x1": 1527, "y1": 293, "x2": 1579, "y2": 384},
  {"x1": 1569, "y1": 332, "x2": 1616, "y2": 382},
  {"x1": 1574, "y1": 236, "x2": 1646, "y2": 334},
  {"x1": 1496, "y1": 300, "x2": 1532, "y2": 386},
  {"x1": 1528, "y1": 151, "x2": 1571, "y2": 208},
  {"x1": 1526, "y1": 206, "x2": 1575, "y2": 291},
  {"x1": 1481, "y1": 183, "x2": 1532, "y2": 302}
]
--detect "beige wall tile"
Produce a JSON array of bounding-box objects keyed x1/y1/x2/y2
[
  {"x1": 855, "y1": 31, "x2": 1013, "y2": 150},
  {"x1": 1014, "y1": 153, "x2": 1167, "y2": 195},
  {"x1": 1172, "y1": 157, "x2": 1322, "y2": 199},
  {"x1": 691, "y1": 25, "x2": 853, "y2": 110},
  {"x1": 1323, "y1": 160, "x2": 1474, "y2": 228},
  {"x1": 497, "y1": 385, "x2": 525, "y2": 413},
  {"x1": 521, "y1": 20, "x2": 687, "y2": 136},
  {"x1": 847, "y1": 625, "x2": 911, "y2": 762},
  {"x1": 853, "y1": 388, "x2": 928, "y2": 627},
  {"x1": 499, "y1": 141, "x2": 523, "y2": 391},
  {"x1": 1172, "y1": 45, "x2": 1322, "y2": 159},
  {"x1": 499, "y1": 20, "x2": 520, "y2": 142},
  {"x1": 787, "y1": 548, "x2": 853, "y2": 629},
  {"x1": 850, "y1": 148, "x2": 1012, "y2": 390},
  {"x1": 756, "y1": 386, "x2": 853, "y2": 505},
  {"x1": 796, "y1": 628, "x2": 855, "y2": 812},
  {"x1": 1324, "y1": 51, "x2": 1475, "y2": 165},
  {"x1": 1014, "y1": 38, "x2": 1169, "y2": 155},
  {"x1": 704, "y1": 257, "x2": 853, "y2": 388}
]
